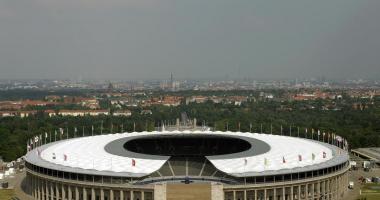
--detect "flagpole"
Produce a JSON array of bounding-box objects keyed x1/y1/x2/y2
[
  {"x1": 101, "y1": 120, "x2": 103, "y2": 135},
  {"x1": 317, "y1": 130, "x2": 320, "y2": 141},
  {"x1": 270, "y1": 123, "x2": 273, "y2": 135},
  {"x1": 297, "y1": 127, "x2": 300, "y2": 137},
  {"x1": 323, "y1": 132, "x2": 325, "y2": 143}
]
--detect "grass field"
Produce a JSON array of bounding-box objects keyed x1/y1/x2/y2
[
  {"x1": 359, "y1": 183, "x2": 380, "y2": 200},
  {"x1": 166, "y1": 183, "x2": 211, "y2": 200},
  {"x1": 0, "y1": 189, "x2": 15, "y2": 200}
]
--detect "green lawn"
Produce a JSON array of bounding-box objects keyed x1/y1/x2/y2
[
  {"x1": 358, "y1": 194, "x2": 380, "y2": 200},
  {"x1": 0, "y1": 189, "x2": 15, "y2": 200},
  {"x1": 359, "y1": 183, "x2": 380, "y2": 200}
]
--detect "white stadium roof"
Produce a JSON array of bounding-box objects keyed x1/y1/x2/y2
[{"x1": 25, "y1": 131, "x2": 347, "y2": 177}]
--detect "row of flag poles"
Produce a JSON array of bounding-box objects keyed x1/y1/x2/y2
[
  {"x1": 248, "y1": 152, "x2": 328, "y2": 167},
  {"x1": 26, "y1": 122, "x2": 139, "y2": 151},
  {"x1": 27, "y1": 123, "x2": 349, "y2": 151}
]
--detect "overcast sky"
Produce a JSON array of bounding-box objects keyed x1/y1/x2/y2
[{"x1": 0, "y1": 0, "x2": 379, "y2": 80}]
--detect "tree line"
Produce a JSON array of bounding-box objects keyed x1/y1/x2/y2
[{"x1": 1, "y1": 98, "x2": 380, "y2": 162}]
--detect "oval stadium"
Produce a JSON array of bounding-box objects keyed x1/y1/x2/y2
[{"x1": 24, "y1": 131, "x2": 349, "y2": 200}]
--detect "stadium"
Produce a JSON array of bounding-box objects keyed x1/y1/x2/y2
[{"x1": 24, "y1": 130, "x2": 349, "y2": 200}]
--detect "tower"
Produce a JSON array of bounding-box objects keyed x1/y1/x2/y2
[{"x1": 170, "y1": 73, "x2": 175, "y2": 91}]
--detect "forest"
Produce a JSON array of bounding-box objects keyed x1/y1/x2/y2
[{"x1": 0, "y1": 96, "x2": 379, "y2": 162}]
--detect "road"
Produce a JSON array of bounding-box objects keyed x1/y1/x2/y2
[{"x1": 342, "y1": 162, "x2": 380, "y2": 200}]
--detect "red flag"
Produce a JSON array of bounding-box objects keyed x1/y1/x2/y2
[
  {"x1": 298, "y1": 155, "x2": 302, "y2": 161},
  {"x1": 64, "y1": 154, "x2": 67, "y2": 161},
  {"x1": 282, "y1": 156, "x2": 286, "y2": 163},
  {"x1": 132, "y1": 159, "x2": 136, "y2": 167}
]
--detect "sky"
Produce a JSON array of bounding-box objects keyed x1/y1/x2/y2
[{"x1": 0, "y1": 0, "x2": 379, "y2": 80}]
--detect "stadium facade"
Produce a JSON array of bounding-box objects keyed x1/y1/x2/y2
[{"x1": 24, "y1": 131, "x2": 350, "y2": 200}]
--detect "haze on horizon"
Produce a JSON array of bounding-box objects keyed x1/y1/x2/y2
[{"x1": 0, "y1": 0, "x2": 379, "y2": 81}]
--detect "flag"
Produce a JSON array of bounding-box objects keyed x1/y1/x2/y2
[
  {"x1": 318, "y1": 130, "x2": 320, "y2": 136},
  {"x1": 323, "y1": 151, "x2": 326, "y2": 158},
  {"x1": 298, "y1": 155, "x2": 302, "y2": 162},
  {"x1": 64, "y1": 154, "x2": 67, "y2": 161},
  {"x1": 305, "y1": 128, "x2": 308, "y2": 133},
  {"x1": 132, "y1": 159, "x2": 136, "y2": 167},
  {"x1": 37, "y1": 149, "x2": 41, "y2": 156},
  {"x1": 244, "y1": 158, "x2": 248, "y2": 166},
  {"x1": 282, "y1": 156, "x2": 286, "y2": 164},
  {"x1": 60, "y1": 128, "x2": 64, "y2": 135},
  {"x1": 264, "y1": 158, "x2": 268, "y2": 166},
  {"x1": 323, "y1": 132, "x2": 325, "y2": 136},
  {"x1": 312, "y1": 153, "x2": 316, "y2": 160},
  {"x1": 45, "y1": 132, "x2": 48, "y2": 138}
]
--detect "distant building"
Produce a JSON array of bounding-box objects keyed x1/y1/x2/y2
[
  {"x1": 0, "y1": 110, "x2": 37, "y2": 118},
  {"x1": 108, "y1": 82, "x2": 115, "y2": 91},
  {"x1": 141, "y1": 109, "x2": 153, "y2": 115},
  {"x1": 113, "y1": 110, "x2": 132, "y2": 117},
  {"x1": 63, "y1": 96, "x2": 100, "y2": 109},
  {"x1": 44, "y1": 110, "x2": 57, "y2": 117},
  {"x1": 45, "y1": 95, "x2": 61, "y2": 102},
  {"x1": 58, "y1": 110, "x2": 109, "y2": 117}
]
